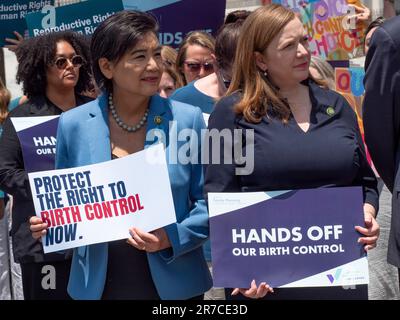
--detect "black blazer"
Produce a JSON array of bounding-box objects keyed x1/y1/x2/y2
[
  {"x1": 363, "y1": 16, "x2": 400, "y2": 268},
  {"x1": 0, "y1": 94, "x2": 92, "y2": 263}
]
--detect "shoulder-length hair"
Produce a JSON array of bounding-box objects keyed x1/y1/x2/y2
[{"x1": 227, "y1": 4, "x2": 300, "y2": 123}]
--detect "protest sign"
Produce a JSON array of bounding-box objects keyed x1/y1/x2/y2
[
  {"x1": 11, "y1": 115, "x2": 59, "y2": 173},
  {"x1": 28, "y1": 143, "x2": 176, "y2": 253},
  {"x1": 25, "y1": 0, "x2": 124, "y2": 37},
  {"x1": 122, "y1": 0, "x2": 182, "y2": 11},
  {"x1": 208, "y1": 187, "x2": 368, "y2": 288},
  {"x1": 0, "y1": 0, "x2": 53, "y2": 47},
  {"x1": 142, "y1": 0, "x2": 226, "y2": 47},
  {"x1": 335, "y1": 67, "x2": 364, "y2": 133},
  {"x1": 334, "y1": 66, "x2": 376, "y2": 173},
  {"x1": 25, "y1": 0, "x2": 226, "y2": 47},
  {"x1": 275, "y1": 0, "x2": 367, "y2": 60}
]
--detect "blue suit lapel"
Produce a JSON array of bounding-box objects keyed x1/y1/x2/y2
[
  {"x1": 86, "y1": 94, "x2": 111, "y2": 163},
  {"x1": 145, "y1": 95, "x2": 172, "y2": 148},
  {"x1": 77, "y1": 94, "x2": 110, "y2": 288}
]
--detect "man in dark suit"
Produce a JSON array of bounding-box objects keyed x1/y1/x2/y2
[{"x1": 363, "y1": 15, "x2": 400, "y2": 286}]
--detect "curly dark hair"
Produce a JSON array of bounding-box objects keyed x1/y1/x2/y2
[{"x1": 15, "y1": 31, "x2": 92, "y2": 98}]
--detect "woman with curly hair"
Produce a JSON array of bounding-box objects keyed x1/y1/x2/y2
[{"x1": 0, "y1": 31, "x2": 93, "y2": 300}]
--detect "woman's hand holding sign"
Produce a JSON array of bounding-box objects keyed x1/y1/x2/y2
[
  {"x1": 231, "y1": 279, "x2": 274, "y2": 299},
  {"x1": 355, "y1": 203, "x2": 380, "y2": 252},
  {"x1": 30, "y1": 216, "x2": 48, "y2": 240},
  {"x1": 127, "y1": 227, "x2": 171, "y2": 252}
]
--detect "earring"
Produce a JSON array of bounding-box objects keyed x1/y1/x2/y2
[{"x1": 263, "y1": 70, "x2": 268, "y2": 77}]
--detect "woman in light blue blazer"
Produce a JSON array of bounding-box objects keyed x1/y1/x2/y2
[{"x1": 30, "y1": 11, "x2": 212, "y2": 300}]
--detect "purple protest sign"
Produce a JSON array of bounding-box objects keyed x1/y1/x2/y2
[
  {"x1": 11, "y1": 116, "x2": 59, "y2": 173},
  {"x1": 208, "y1": 187, "x2": 368, "y2": 289},
  {"x1": 147, "y1": 0, "x2": 226, "y2": 47}
]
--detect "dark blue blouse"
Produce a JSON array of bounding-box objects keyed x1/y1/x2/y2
[{"x1": 204, "y1": 80, "x2": 378, "y2": 211}]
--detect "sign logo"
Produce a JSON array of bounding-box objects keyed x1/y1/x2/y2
[{"x1": 326, "y1": 268, "x2": 342, "y2": 284}]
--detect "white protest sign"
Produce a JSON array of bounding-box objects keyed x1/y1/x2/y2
[{"x1": 28, "y1": 143, "x2": 176, "y2": 253}]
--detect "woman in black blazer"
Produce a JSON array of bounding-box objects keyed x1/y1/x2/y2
[{"x1": 0, "y1": 31, "x2": 92, "y2": 300}]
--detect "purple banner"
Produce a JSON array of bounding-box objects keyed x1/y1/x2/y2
[
  {"x1": 149, "y1": 0, "x2": 226, "y2": 47},
  {"x1": 209, "y1": 187, "x2": 367, "y2": 289},
  {"x1": 11, "y1": 116, "x2": 59, "y2": 173}
]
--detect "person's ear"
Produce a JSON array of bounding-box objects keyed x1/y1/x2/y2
[
  {"x1": 254, "y1": 51, "x2": 268, "y2": 73},
  {"x1": 98, "y1": 58, "x2": 114, "y2": 80}
]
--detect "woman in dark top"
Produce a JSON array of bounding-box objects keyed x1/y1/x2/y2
[
  {"x1": 204, "y1": 4, "x2": 379, "y2": 300},
  {"x1": 0, "y1": 31, "x2": 92, "y2": 300}
]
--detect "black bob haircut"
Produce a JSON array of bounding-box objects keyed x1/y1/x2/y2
[
  {"x1": 15, "y1": 31, "x2": 92, "y2": 98},
  {"x1": 91, "y1": 10, "x2": 159, "y2": 93}
]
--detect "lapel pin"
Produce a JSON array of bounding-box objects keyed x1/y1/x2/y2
[
  {"x1": 154, "y1": 115, "x2": 163, "y2": 125},
  {"x1": 326, "y1": 106, "x2": 335, "y2": 116}
]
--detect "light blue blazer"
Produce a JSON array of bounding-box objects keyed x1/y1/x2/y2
[{"x1": 56, "y1": 94, "x2": 212, "y2": 300}]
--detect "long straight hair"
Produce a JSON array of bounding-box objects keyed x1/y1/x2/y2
[{"x1": 227, "y1": 4, "x2": 296, "y2": 123}]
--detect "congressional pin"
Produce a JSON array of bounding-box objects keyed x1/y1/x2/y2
[
  {"x1": 326, "y1": 106, "x2": 335, "y2": 116},
  {"x1": 154, "y1": 115, "x2": 162, "y2": 125}
]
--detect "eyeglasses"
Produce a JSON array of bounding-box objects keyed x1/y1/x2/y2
[
  {"x1": 53, "y1": 55, "x2": 85, "y2": 69},
  {"x1": 184, "y1": 61, "x2": 214, "y2": 72}
]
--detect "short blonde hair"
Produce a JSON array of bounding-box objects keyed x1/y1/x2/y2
[
  {"x1": 161, "y1": 46, "x2": 184, "y2": 89},
  {"x1": 164, "y1": 65, "x2": 184, "y2": 90},
  {"x1": 161, "y1": 45, "x2": 178, "y2": 67}
]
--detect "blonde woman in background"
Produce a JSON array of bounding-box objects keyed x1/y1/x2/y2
[
  {"x1": 309, "y1": 56, "x2": 335, "y2": 90},
  {"x1": 161, "y1": 45, "x2": 178, "y2": 67},
  {"x1": 176, "y1": 31, "x2": 216, "y2": 85},
  {"x1": 158, "y1": 65, "x2": 184, "y2": 98}
]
